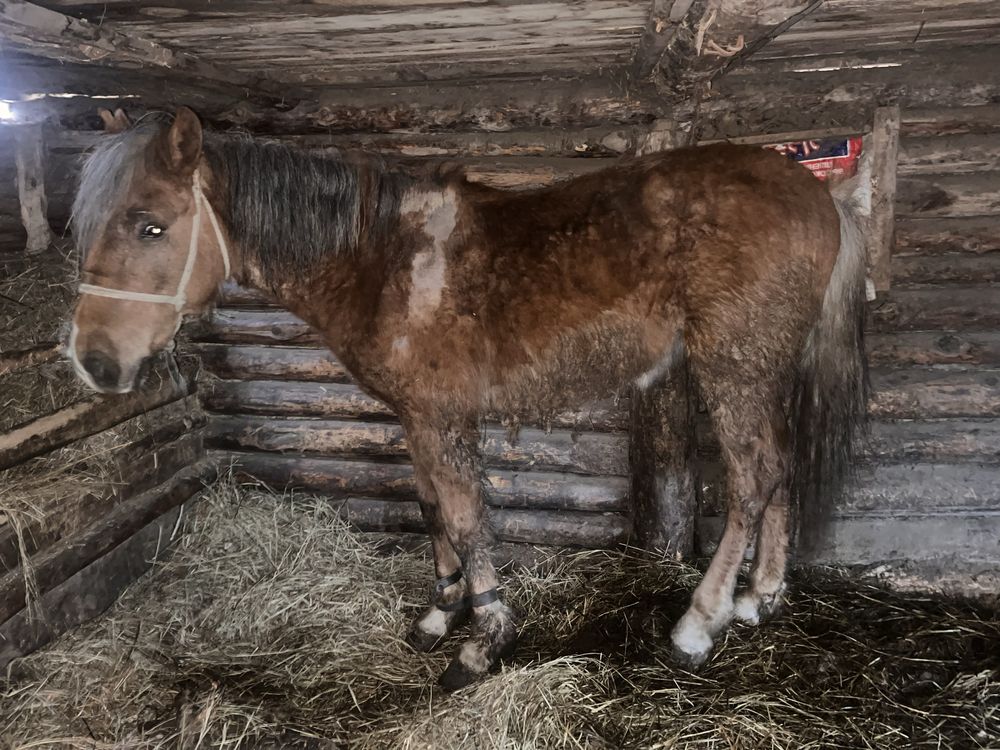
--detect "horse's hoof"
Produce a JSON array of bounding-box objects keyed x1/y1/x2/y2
[
  {"x1": 406, "y1": 625, "x2": 446, "y2": 653},
  {"x1": 438, "y1": 657, "x2": 482, "y2": 692},
  {"x1": 670, "y1": 616, "x2": 714, "y2": 669},
  {"x1": 733, "y1": 593, "x2": 761, "y2": 626}
]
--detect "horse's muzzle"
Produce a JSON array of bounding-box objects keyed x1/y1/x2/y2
[{"x1": 79, "y1": 350, "x2": 128, "y2": 393}]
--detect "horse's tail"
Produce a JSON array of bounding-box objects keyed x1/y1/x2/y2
[{"x1": 793, "y1": 158, "x2": 872, "y2": 557}]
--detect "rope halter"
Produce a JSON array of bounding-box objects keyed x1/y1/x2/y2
[{"x1": 78, "y1": 168, "x2": 230, "y2": 311}]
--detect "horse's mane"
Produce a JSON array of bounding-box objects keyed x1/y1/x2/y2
[{"x1": 72, "y1": 116, "x2": 409, "y2": 286}]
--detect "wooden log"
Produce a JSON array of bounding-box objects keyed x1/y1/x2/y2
[
  {"x1": 221, "y1": 450, "x2": 628, "y2": 513},
  {"x1": 894, "y1": 216, "x2": 1000, "y2": 256},
  {"x1": 868, "y1": 105, "x2": 899, "y2": 292},
  {"x1": 192, "y1": 343, "x2": 348, "y2": 382},
  {"x1": 334, "y1": 497, "x2": 630, "y2": 548},
  {"x1": 207, "y1": 415, "x2": 628, "y2": 477},
  {"x1": 628, "y1": 372, "x2": 695, "y2": 558},
  {"x1": 898, "y1": 133, "x2": 1000, "y2": 175},
  {"x1": 0, "y1": 458, "x2": 216, "y2": 627},
  {"x1": 204, "y1": 378, "x2": 629, "y2": 433},
  {"x1": 895, "y1": 172, "x2": 1000, "y2": 218},
  {"x1": 13, "y1": 125, "x2": 52, "y2": 255},
  {"x1": 0, "y1": 365, "x2": 191, "y2": 471},
  {"x1": 867, "y1": 331, "x2": 1000, "y2": 367},
  {"x1": 0, "y1": 424, "x2": 204, "y2": 573},
  {"x1": 188, "y1": 309, "x2": 321, "y2": 345},
  {"x1": 891, "y1": 253, "x2": 1000, "y2": 286},
  {"x1": 217, "y1": 280, "x2": 277, "y2": 308},
  {"x1": 870, "y1": 367, "x2": 1000, "y2": 419},
  {"x1": 900, "y1": 104, "x2": 1000, "y2": 138},
  {"x1": 698, "y1": 514, "x2": 1000, "y2": 565},
  {"x1": 864, "y1": 419, "x2": 1000, "y2": 464},
  {"x1": 869, "y1": 286, "x2": 1000, "y2": 332},
  {"x1": 0, "y1": 504, "x2": 184, "y2": 669},
  {"x1": 0, "y1": 342, "x2": 60, "y2": 376}
]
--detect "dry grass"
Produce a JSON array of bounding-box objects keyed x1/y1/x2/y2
[{"x1": 2, "y1": 481, "x2": 998, "y2": 750}]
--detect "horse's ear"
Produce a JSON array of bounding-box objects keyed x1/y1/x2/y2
[
  {"x1": 165, "y1": 106, "x2": 203, "y2": 173},
  {"x1": 98, "y1": 107, "x2": 130, "y2": 134}
]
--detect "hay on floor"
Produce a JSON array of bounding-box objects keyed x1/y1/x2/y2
[{"x1": 2, "y1": 480, "x2": 998, "y2": 749}]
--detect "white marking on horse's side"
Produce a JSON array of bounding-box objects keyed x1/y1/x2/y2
[
  {"x1": 402, "y1": 189, "x2": 457, "y2": 323},
  {"x1": 635, "y1": 337, "x2": 683, "y2": 390}
]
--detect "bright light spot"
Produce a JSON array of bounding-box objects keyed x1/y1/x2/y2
[
  {"x1": 0, "y1": 101, "x2": 14, "y2": 122},
  {"x1": 792, "y1": 62, "x2": 904, "y2": 73},
  {"x1": 21, "y1": 92, "x2": 140, "y2": 101}
]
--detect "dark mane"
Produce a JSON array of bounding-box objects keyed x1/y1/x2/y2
[
  {"x1": 204, "y1": 136, "x2": 408, "y2": 288},
  {"x1": 72, "y1": 118, "x2": 408, "y2": 285}
]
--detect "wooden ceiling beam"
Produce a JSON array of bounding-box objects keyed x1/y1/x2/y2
[{"x1": 0, "y1": 0, "x2": 297, "y2": 105}]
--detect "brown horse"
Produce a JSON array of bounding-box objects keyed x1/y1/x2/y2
[{"x1": 68, "y1": 107, "x2": 868, "y2": 690}]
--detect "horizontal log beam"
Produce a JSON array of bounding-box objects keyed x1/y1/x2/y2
[
  {"x1": 867, "y1": 331, "x2": 1000, "y2": 368},
  {"x1": 0, "y1": 342, "x2": 60, "y2": 376},
  {"x1": 203, "y1": 379, "x2": 629, "y2": 433},
  {"x1": 188, "y1": 309, "x2": 320, "y2": 346},
  {"x1": 896, "y1": 172, "x2": 1000, "y2": 218},
  {"x1": 0, "y1": 458, "x2": 216, "y2": 627},
  {"x1": 869, "y1": 367, "x2": 1000, "y2": 420},
  {"x1": 192, "y1": 343, "x2": 348, "y2": 383},
  {"x1": 207, "y1": 415, "x2": 628, "y2": 477},
  {"x1": 891, "y1": 254, "x2": 1000, "y2": 286},
  {"x1": 220, "y1": 450, "x2": 628, "y2": 513},
  {"x1": 895, "y1": 216, "x2": 1000, "y2": 257},
  {"x1": 333, "y1": 497, "x2": 630, "y2": 548},
  {"x1": 0, "y1": 0, "x2": 292, "y2": 103},
  {"x1": 870, "y1": 286, "x2": 1000, "y2": 332},
  {"x1": 0, "y1": 359, "x2": 192, "y2": 471}
]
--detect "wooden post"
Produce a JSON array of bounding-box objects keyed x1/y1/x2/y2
[
  {"x1": 868, "y1": 105, "x2": 901, "y2": 292},
  {"x1": 628, "y1": 367, "x2": 697, "y2": 558},
  {"x1": 13, "y1": 124, "x2": 52, "y2": 255}
]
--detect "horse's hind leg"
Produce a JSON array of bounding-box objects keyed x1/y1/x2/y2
[
  {"x1": 404, "y1": 452, "x2": 470, "y2": 653},
  {"x1": 733, "y1": 485, "x2": 789, "y2": 626},
  {"x1": 670, "y1": 398, "x2": 789, "y2": 668},
  {"x1": 404, "y1": 416, "x2": 519, "y2": 690}
]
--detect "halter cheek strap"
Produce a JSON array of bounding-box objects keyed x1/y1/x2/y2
[{"x1": 77, "y1": 168, "x2": 230, "y2": 311}]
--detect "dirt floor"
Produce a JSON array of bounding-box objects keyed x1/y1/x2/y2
[{"x1": 2, "y1": 481, "x2": 998, "y2": 750}]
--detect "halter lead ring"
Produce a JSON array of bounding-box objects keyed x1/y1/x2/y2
[{"x1": 78, "y1": 168, "x2": 230, "y2": 311}]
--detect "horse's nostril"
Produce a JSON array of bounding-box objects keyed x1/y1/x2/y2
[{"x1": 81, "y1": 351, "x2": 122, "y2": 390}]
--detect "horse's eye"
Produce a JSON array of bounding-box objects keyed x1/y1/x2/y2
[{"x1": 139, "y1": 224, "x2": 165, "y2": 240}]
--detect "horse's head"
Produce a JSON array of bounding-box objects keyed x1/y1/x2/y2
[{"x1": 69, "y1": 107, "x2": 230, "y2": 393}]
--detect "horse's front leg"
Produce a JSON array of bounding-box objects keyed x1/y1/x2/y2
[
  {"x1": 404, "y1": 417, "x2": 519, "y2": 690},
  {"x1": 405, "y1": 457, "x2": 470, "y2": 652}
]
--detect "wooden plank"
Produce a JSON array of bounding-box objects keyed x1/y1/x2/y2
[
  {"x1": 0, "y1": 0, "x2": 295, "y2": 102},
  {"x1": 867, "y1": 331, "x2": 1000, "y2": 367},
  {"x1": 895, "y1": 172, "x2": 1000, "y2": 218},
  {"x1": 0, "y1": 364, "x2": 191, "y2": 472},
  {"x1": 900, "y1": 104, "x2": 1000, "y2": 137},
  {"x1": 898, "y1": 133, "x2": 1000, "y2": 174},
  {"x1": 12, "y1": 125, "x2": 52, "y2": 255},
  {"x1": 206, "y1": 415, "x2": 628, "y2": 477},
  {"x1": 192, "y1": 343, "x2": 348, "y2": 382},
  {"x1": 221, "y1": 450, "x2": 629, "y2": 513},
  {"x1": 869, "y1": 286, "x2": 1000, "y2": 332},
  {"x1": 0, "y1": 342, "x2": 60, "y2": 376},
  {"x1": 870, "y1": 367, "x2": 1000, "y2": 419},
  {"x1": 334, "y1": 497, "x2": 630, "y2": 548},
  {"x1": 894, "y1": 216, "x2": 1000, "y2": 256},
  {"x1": 0, "y1": 458, "x2": 216, "y2": 626},
  {"x1": 0, "y1": 503, "x2": 183, "y2": 670},
  {"x1": 868, "y1": 105, "x2": 900, "y2": 292},
  {"x1": 188, "y1": 309, "x2": 321, "y2": 345},
  {"x1": 204, "y1": 379, "x2": 629, "y2": 432},
  {"x1": 891, "y1": 253, "x2": 1000, "y2": 286},
  {"x1": 698, "y1": 514, "x2": 1000, "y2": 565},
  {"x1": 865, "y1": 419, "x2": 1000, "y2": 464}
]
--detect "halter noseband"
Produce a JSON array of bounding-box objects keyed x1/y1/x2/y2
[{"x1": 78, "y1": 168, "x2": 230, "y2": 311}]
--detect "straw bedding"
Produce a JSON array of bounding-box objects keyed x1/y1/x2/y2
[{"x1": 2, "y1": 481, "x2": 998, "y2": 749}]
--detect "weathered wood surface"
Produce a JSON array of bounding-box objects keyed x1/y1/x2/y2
[
  {"x1": 0, "y1": 503, "x2": 184, "y2": 670},
  {"x1": 898, "y1": 133, "x2": 1000, "y2": 175},
  {"x1": 193, "y1": 343, "x2": 348, "y2": 382},
  {"x1": 900, "y1": 105, "x2": 1000, "y2": 138},
  {"x1": 869, "y1": 287, "x2": 1000, "y2": 332},
  {"x1": 864, "y1": 419, "x2": 1000, "y2": 464},
  {"x1": 698, "y1": 514, "x2": 1000, "y2": 565},
  {"x1": 895, "y1": 172, "x2": 1000, "y2": 218},
  {"x1": 204, "y1": 379, "x2": 629, "y2": 432},
  {"x1": 868, "y1": 105, "x2": 899, "y2": 292},
  {"x1": 869, "y1": 367, "x2": 1000, "y2": 420},
  {"x1": 0, "y1": 458, "x2": 216, "y2": 627},
  {"x1": 189, "y1": 309, "x2": 321, "y2": 346},
  {"x1": 0, "y1": 0, "x2": 293, "y2": 101},
  {"x1": 894, "y1": 216, "x2": 1000, "y2": 256},
  {"x1": 13, "y1": 125, "x2": 52, "y2": 255},
  {"x1": 891, "y1": 254, "x2": 1000, "y2": 286},
  {"x1": 628, "y1": 372, "x2": 695, "y2": 557},
  {"x1": 868, "y1": 331, "x2": 1000, "y2": 367},
  {"x1": 0, "y1": 420, "x2": 203, "y2": 573},
  {"x1": 208, "y1": 415, "x2": 627, "y2": 477},
  {"x1": 0, "y1": 364, "x2": 191, "y2": 471},
  {"x1": 221, "y1": 450, "x2": 628, "y2": 513},
  {"x1": 0, "y1": 342, "x2": 60, "y2": 376},
  {"x1": 333, "y1": 497, "x2": 630, "y2": 548}
]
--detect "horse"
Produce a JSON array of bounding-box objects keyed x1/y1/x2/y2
[{"x1": 68, "y1": 107, "x2": 868, "y2": 690}]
